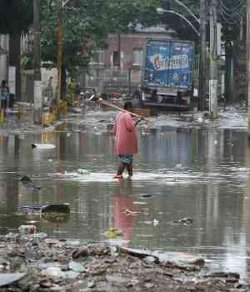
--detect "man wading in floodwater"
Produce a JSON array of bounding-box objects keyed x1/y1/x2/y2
[{"x1": 113, "y1": 102, "x2": 143, "y2": 179}]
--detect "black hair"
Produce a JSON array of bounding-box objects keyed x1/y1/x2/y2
[{"x1": 124, "y1": 101, "x2": 133, "y2": 110}]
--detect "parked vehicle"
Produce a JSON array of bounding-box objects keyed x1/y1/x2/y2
[
  {"x1": 139, "y1": 39, "x2": 195, "y2": 110},
  {"x1": 80, "y1": 87, "x2": 97, "y2": 100}
]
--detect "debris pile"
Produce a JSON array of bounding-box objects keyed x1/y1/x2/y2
[{"x1": 0, "y1": 233, "x2": 248, "y2": 291}]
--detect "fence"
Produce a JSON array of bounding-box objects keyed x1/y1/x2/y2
[{"x1": 85, "y1": 67, "x2": 141, "y2": 96}]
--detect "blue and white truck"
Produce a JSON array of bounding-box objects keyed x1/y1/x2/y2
[{"x1": 140, "y1": 39, "x2": 195, "y2": 110}]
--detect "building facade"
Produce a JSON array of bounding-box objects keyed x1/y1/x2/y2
[{"x1": 85, "y1": 25, "x2": 175, "y2": 97}]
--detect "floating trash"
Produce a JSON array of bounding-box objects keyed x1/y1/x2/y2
[
  {"x1": 41, "y1": 212, "x2": 70, "y2": 223},
  {"x1": 105, "y1": 228, "x2": 123, "y2": 239},
  {"x1": 20, "y1": 203, "x2": 70, "y2": 214},
  {"x1": 170, "y1": 217, "x2": 193, "y2": 226},
  {"x1": 69, "y1": 261, "x2": 85, "y2": 273},
  {"x1": 77, "y1": 168, "x2": 91, "y2": 175},
  {"x1": 19, "y1": 175, "x2": 32, "y2": 184},
  {"x1": 0, "y1": 273, "x2": 26, "y2": 288},
  {"x1": 153, "y1": 218, "x2": 160, "y2": 226},
  {"x1": 41, "y1": 203, "x2": 70, "y2": 214},
  {"x1": 31, "y1": 143, "x2": 56, "y2": 149}
]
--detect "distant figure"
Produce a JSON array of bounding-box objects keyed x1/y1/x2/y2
[
  {"x1": 47, "y1": 76, "x2": 53, "y2": 101},
  {"x1": 150, "y1": 89, "x2": 157, "y2": 101},
  {"x1": 113, "y1": 102, "x2": 143, "y2": 179},
  {"x1": 0, "y1": 80, "x2": 9, "y2": 114},
  {"x1": 176, "y1": 91, "x2": 182, "y2": 104}
]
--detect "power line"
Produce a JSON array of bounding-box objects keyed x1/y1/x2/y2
[{"x1": 219, "y1": 0, "x2": 245, "y2": 25}]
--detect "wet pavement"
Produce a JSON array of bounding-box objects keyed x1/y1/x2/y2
[{"x1": 0, "y1": 104, "x2": 250, "y2": 282}]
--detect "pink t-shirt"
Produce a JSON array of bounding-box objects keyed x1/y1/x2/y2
[{"x1": 113, "y1": 112, "x2": 138, "y2": 155}]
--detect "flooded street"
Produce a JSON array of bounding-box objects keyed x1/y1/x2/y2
[{"x1": 0, "y1": 107, "x2": 250, "y2": 281}]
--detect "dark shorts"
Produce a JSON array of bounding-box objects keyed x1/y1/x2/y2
[{"x1": 119, "y1": 155, "x2": 133, "y2": 164}]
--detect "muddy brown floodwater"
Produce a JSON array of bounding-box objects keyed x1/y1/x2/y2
[{"x1": 0, "y1": 108, "x2": 250, "y2": 290}]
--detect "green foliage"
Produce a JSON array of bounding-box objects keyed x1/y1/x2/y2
[
  {"x1": 41, "y1": 0, "x2": 110, "y2": 72},
  {"x1": 0, "y1": 0, "x2": 33, "y2": 35},
  {"x1": 40, "y1": 0, "x2": 161, "y2": 73},
  {"x1": 21, "y1": 51, "x2": 34, "y2": 70},
  {"x1": 106, "y1": 0, "x2": 161, "y2": 33}
]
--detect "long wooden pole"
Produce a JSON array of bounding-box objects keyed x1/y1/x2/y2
[
  {"x1": 98, "y1": 99, "x2": 152, "y2": 124},
  {"x1": 199, "y1": 0, "x2": 207, "y2": 111},
  {"x1": 247, "y1": 0, "x2": 250, "y2": 135},
  {"x1": 56, "y1": 0, "x2": 63, "y2": 105},
  {"x1": 209, "y1": 0, "x2": 218, "y2": 118},
  {"x1": 99, "y1": 99, "x2": 140, "y2": 118},
  {"x1": 33, "y1": 0, "x2": 42, "y2": 123}
]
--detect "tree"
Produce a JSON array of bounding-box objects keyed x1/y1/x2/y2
[
  {"x1": 38, "y1": 0, "x2": 160, "y2": 98},
  {"x1": 41, "y1": 0, "x2": 108, "y2": 73},
  {"x1": 106, "y1": 0, "x2": 160, "y2": 33},
  {"x1": 0, "y1": 0, "x2": 33, "y2": 35},
  {"x1": 40, "y1": 0, "x2": 160, "y2": 70},
  {"x1": 0, "y1": 0, "x2": 33, "y2": 100}
]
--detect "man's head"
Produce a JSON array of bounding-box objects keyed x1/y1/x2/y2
[{"x1": 124, "y1": 101, "x2": 133, "y2": 110}]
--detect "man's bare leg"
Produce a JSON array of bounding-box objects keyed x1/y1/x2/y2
[
  {"x1": 114, "y1": 162, "x2": 126, "y2": 179},
  {"x1": 127, "y1": 163, "x2": 133, "y2": 178}
]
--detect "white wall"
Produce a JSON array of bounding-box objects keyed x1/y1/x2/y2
[{"x1": 0, "y1": 35, "x2": 9, "y2": 82}]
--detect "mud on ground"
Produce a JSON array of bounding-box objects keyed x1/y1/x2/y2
[{"x1": 0, "y1": 233, "x2": 248, "y2": 292}]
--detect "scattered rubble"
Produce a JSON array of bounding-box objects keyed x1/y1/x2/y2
[{"x1": 0, "y1": 233, "x2": 248, "y2": 291}]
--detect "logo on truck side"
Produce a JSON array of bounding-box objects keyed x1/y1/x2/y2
[{"x1": 151, "y1": 54, "x2": 189, "y2": 71}]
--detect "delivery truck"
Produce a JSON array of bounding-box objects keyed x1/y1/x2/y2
[{"x1": 139, "y1": 39, "x2": 194, "y2": 110}]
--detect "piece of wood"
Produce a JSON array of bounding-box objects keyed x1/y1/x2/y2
[
  {"x1": 20, "y1": 203, "x2": 70, "y2": 214},
  {"x1": 117, "y1": 246, "x2": 159, "y2": 263},
  {"x1": 41, "y1": 203, "x2": 70, "y2": 213},
  {"x1": 99, "y1": 99, "x2": 141, "y2": 118},
  {"x1": 0, "y1": 273, "x2": 26, "y2": 287},
  {"x1": 31, "y1": 143, "x2": 56, "y2": 149},
  {"x1": 99, "y1": 99, "x2": 152, "y2": 123}
]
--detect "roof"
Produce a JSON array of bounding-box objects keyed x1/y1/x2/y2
[{"x1": 134, "y1": 24, "x2": 175, "y2": 34}]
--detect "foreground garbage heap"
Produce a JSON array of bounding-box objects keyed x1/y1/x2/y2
[{"x1": 0, "y1": 234, "x2": 248, "y2": 292}]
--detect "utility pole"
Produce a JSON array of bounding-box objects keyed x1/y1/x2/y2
[
  {"x1": 33, "y1": 0, "x2": 42, "y2": 123},
  {"x1": 247, "y1": 0, "x2": 250, "y2": 134},
  {"x1": 117, "y1": 33, "x2": 121, "y2": 70},
  {"x1": 198, "y1": 0, "x2": 207, "y2": 111},
  {"x1": 56, "y1": 0, "x2": 63, "y2": 105},
  {"x1": 209, "y1": 0, "x2": 218, "y2": 118}
]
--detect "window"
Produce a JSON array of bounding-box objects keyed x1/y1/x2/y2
[
  {"x1": 113, "y1": 51, "x2": 120, "y2": 67},
  {"x1": 90, "y1": 50, "x2": 104, "y2": 64},
  {"x1": 133, "y1": 49, "x2": 143, "y2": 66}
]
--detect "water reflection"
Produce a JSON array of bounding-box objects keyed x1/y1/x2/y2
[
  {"x1": 113, "y1": 181, "x2": 137, "y2": 244},
  {"x1": 0, "y1": 124, "x2": 249, "y2": 279}
]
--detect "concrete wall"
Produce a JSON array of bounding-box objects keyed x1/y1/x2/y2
[
  {"x1": 21, "y1": 68, "x2": 57, "y2": 103},
  {"x1": 0, "y1": 35, "x2": 9, "y2": 82},
  {"x1": 86, "y1": 30, "x2": 174, "y2": 95}
]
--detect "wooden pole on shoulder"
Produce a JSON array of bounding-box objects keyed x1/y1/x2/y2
[{"x1": 99, "y1": 99, "x2": 141, "y2": 118}]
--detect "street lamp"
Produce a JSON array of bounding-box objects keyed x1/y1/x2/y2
[
  {"x1": 156, "y1": 7, "x2": 199, "y2": 37},
  {"x1": 171, "y1": 0, "x2": 200, "y2": 24},
  {"x1": 157, "y1": 4, "x2": 208, "y2": 112}
]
